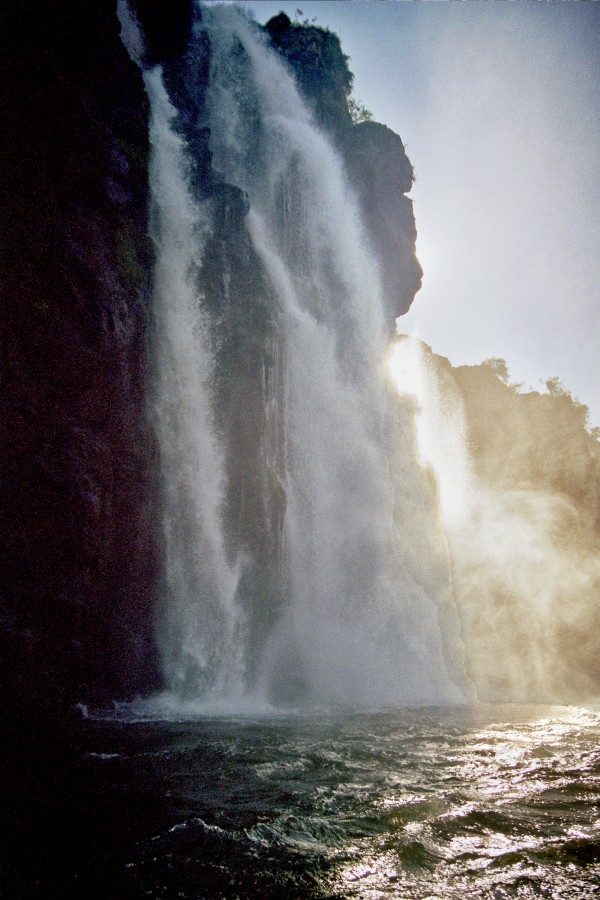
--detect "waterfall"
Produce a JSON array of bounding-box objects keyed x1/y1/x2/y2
[
  {"x1": 126, "y1": 4, "x2": 468, "y2": 712},
  {"x1": 144, "y1": 66, "x2": 246, "y2": 703}
]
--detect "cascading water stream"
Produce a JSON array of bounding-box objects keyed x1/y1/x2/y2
[
  {"x1": 122, "y1": 3, "x2": 468, "y2": 711},
  {"x1": 197, "y1": 7, "x2": 464, "y2": 706},
  {"x1": 143, "y1": 65, "x2": 246, "y2": 703}
]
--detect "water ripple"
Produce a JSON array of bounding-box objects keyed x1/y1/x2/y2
[{"x1": 74, "y1": 703, "x2": 600, "y2": 897}]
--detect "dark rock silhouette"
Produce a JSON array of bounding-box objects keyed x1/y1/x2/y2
[
  {"x1": 0, "y1": 1, "x2": 160, "y2": 712},
  {"x1": 264, "y1": 11, "x2": 423, "y2": 323}
]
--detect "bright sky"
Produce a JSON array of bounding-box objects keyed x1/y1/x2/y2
[{"x1": 231, "y1": 0, "x2": 600, "y2": 424}]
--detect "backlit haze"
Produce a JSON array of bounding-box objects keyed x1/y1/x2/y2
[{"x1": 238, "y1": 0, "x2": 600, "y2": 425}]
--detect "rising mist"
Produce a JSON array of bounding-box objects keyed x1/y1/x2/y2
[{"x1": 391, "y1": 337, "x2": 600, "y2": 703}]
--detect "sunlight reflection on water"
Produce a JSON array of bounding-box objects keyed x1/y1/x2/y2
[{"x1": 72, "y1": 702, "x2": 600, "y2": 897}]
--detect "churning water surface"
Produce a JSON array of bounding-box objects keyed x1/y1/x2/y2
[{"x1": 60, "y1": 703, "x2": 600, "y2": 898}]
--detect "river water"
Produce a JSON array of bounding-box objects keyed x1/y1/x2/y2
[{"x1": 17, "y1": 703, "x2": 595, "y2": 898}]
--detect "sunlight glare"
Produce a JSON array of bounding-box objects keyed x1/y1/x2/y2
[{"x1": 389, "y1": 338, "x2": 474, "y2": 528}]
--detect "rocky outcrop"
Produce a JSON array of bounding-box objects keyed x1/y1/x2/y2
[
  {"x1": 264, "y1": 12, "x2": 422, "y2": 323},
  {"x1": 338, "y1": 121, "x2": 422, "y2": 323},
  {"x1": 0, "y1": 0, "x2": 160, "y2": 711},
  {"x1": 265, "y1": 12, "x2": 354, "y2": 133}
]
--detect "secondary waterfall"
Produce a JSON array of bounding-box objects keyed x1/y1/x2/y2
[
  {"x1": 144, "y1": 66, "x2": 245, "y2": 702},
  {"x1": 128, "y1": 4, "x2": 468, "y2": 711}
]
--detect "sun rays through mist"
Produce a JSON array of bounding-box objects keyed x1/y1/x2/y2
[{"x1": 390, "y1": 336, "x2": 600, "y2": 704}]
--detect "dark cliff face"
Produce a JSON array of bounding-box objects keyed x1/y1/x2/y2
[
  {"x1": 338, "y1": 121, "x2": 422, "y2": 322},
  {"x1": 130, "y1": 0, "x2": 193, "y2": 64},
  {"x1": 264, "y1": 12, "x2": 423, "y2": 324},
  {"x1": 0, "y1": 1, "x2": 161, "y2": 711}
]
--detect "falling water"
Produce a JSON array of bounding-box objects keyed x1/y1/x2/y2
[
  {"x1": 144, "y1": 66, "x2": 245, "y2": 703},
  {"x1": 210, "y1": 7, "x2": 466, "y2": 706},
  {"x1": 127, "y1": 4, "x2": 469, "y2": 711}
]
